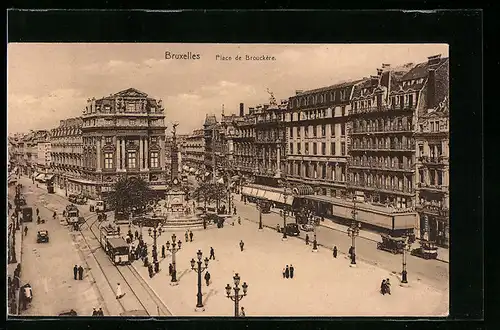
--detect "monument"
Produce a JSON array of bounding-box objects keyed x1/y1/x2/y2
[{"x1": 161, "y1": 124, "x2": 203, "y2": 229}]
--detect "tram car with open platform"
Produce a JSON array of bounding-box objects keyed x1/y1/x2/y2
[{"x1": 106, "y1": 237, "x2": 130, "y2": 265}]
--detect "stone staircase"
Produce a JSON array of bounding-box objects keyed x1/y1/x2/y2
[{"x1": 161, "y1": 216, "x2": 205, "y2": 230}]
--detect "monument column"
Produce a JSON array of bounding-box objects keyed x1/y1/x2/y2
[
  {"x1": 121, "y1": 138, "x2": 126, "y2": 170},
  {"x1": 139, "y1": 137, "x2": 144, "y2": 170}
]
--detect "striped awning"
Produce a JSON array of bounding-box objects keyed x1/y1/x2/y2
[{"x1": 292, "y1": 185, "x2": 314, "y2": 196}]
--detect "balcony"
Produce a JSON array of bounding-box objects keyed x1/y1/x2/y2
[
  {"x1": 350, "y1": 104, "x2": 416, "y2": 115},
  {"x1": 255, "y1": 168, "x2": 281, "y2": 178},
  {"x1": 417, "y1": 182, "x2": 448, "y2": 192},
  {"x1": 256, "y1": 117, "x2": 280, "y2": 124},
  {"x1": 419, "y1": 155, "x2": 448, "y2": 165},
  {"x1": 347, "y1": 181, "x2": 415, "y2": 195},
  {"x1": 415, "y1": 203, "x2": 449, "y2": 218},
  {"x1": 350, "y1": 144, "x2": 415, "y2": 152},
  {"x1": 350, "y1": 126, "x2": 414, "y2": 135},
  {"x1": 255, "y1": 137, "x2": 285, "y2": 144},
  {"x1": 348, "y1": 162, "x2": 415, "y2": 172}
]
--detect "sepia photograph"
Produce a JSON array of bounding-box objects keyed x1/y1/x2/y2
[{"x1": 7, "y1": 43, "x2": 449, "y2": 318}]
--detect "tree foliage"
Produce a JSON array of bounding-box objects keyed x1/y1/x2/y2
[
  {"x1": 194, "y1": 182, "x2": 227, "y2": 206},
  {"x1": 107, "y1": 177, "x2": 153, "y2": 213}
]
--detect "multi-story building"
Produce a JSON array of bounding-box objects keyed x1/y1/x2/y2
[
  {"x1": 184, "y1": 128, "x2": 205, "y2": 173},
  {"x1": 50, "y1": 117, "x2": 84, "y2": 195},
  {"x1": 78, "y1": 88, "x2": 168, "y2": 199},
  {"x1": 36, "y1": 131, "x2": 52, "y2": 176},
  {"x1": 203, "y1": 114, "x2": 219, "y2": 180},
  {"x1": 347, "y1": 63, "x2": 415, "y2": 208},
  {"x1": 232, "y1": 103, "x2": 257, "y2": 183},
  {"x1": 286, "y1": 81, "x2": 360, "y2": 197},
  {"x1": 253, "y1": 93, "x2": 288, "y2": 187}
]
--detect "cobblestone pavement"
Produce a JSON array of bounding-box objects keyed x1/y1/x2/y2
[
  {"x1": 12, "y1": 177, "x2": 102, "y2": 316},
  {"x1": 135, "y1": 216, "x2": 448, "y2": 317}
]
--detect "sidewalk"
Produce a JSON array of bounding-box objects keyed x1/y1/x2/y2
[{"x1": 7, "y1": 214, "x2": 23, "y2": 316}]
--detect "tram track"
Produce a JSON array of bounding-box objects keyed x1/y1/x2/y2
[{"x1": 82, "y1": 213, "x2": 172, "y2": 316}]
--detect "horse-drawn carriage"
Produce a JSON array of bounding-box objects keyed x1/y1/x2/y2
[
  {"x1": 411, "y1": 240, "x2": 438, "y2": 260},
  {"x1": 376, "y1": 234, "x2": 406, "y2": 254}
]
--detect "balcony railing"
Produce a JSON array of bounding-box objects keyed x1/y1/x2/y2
[
  {"x1": 351, "y1": 126, "x2": 414, "y2": 134},
  {"x1": 348, "y1": 162, "x2": 415, "y2": 172},
  {"x1": 256, "y1": 117, "x2": 280, "y2": 124},
  {"x1": 351, "y1": 144, "x2": 415, "y2": 152},
  {"x1": 350, "y1": 104, "x2": 416, "y2": 115},
  {"x1": 419, "y1": 155, "x2": 448, "y2": 164},
  {"x1": 348, "y1": 181, "x2": 415, "y2": 194},
  {"x1": 417, "y1": 182, "x2": 448, "y2": 191},
  {"x1": 415, "y1": 203, "x2": 449, "y2": 217}
]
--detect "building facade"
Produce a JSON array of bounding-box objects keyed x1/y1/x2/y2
[
  {"x1": 184, "y1": 129, "x2": 205, "y2": 173},
  {"x1": 253, "y1": 94, "x2": 288, "y2": 187},
  {"x1": 232, "y1": 103, "x2": 257, "y2": 183},
  {"x1": 50, "y1": 117, "x2": 84, "y2": 195},
  {"x1": 286, "y1": 82, "x2": 358, "y2": 198},
  {"x1": 78, "y1": 88, "x2": 168, "y2": 199}
]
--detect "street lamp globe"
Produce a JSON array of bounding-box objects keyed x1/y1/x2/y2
[
  {"x1": 197, "y1": 249, "x2": 203, "y2": 261},
  {"x1": 225, "y1": 284, "x2": 232, "y2": 297},
  {"x1": 148, "y1": 228, "x2": 152, "y2": 236},
  {"x1": 172, "y1": 233, "x2": 177, "y2": 242},
  {"x1": 242, "y1": 282, "x2": 248, "y2": 295},
  {"x1": 166, "y1": 241, "x2": 170, "y2": 249},
  {"x1": 204, "y1": 257, "x2": 209, "y2": 267},
  {"x1": 178, "y1": 240, "x2": 182, "y2": 248},
  {"x1": 233, "y1": 273, "x2": 241, "y2": 286},
  {"x1": 190, "y1": 258, "x2": 196, "y2": 269}
]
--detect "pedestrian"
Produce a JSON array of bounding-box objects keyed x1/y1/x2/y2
[
  {"x1": 24, "y1": 226, "x2": 28, "y2": 236},
  {"x1": 240, "y1": 307, "x2": 246, "y2": 317},
  {"x1": 238, "y1": 216, "x2": 241, "y2": 225},
  {"x1": 117, "y1": 226, "x2": 120, "y2": 235},
  {"x1": 204, "y1": 271, "x2": 211, "y2": 286},
  {"x1": 135, "y1": 230, "x2": 139, "y2": 240},
  {"x1": 189, "y1": 230, "x2": 194, "y2": 242},
  {"x1": 116, "y1": 283, "x2": 125, "y2": 299},
  {"x1": 78, "y1": 265, "x2": 84, "y2": 280},
  {"x1": 53, "y1": 211, "x2": 57, "y2": 220},
  {"x1": 169, "y1": 263, "x2": 173, "y2": 276},
  {"x1": 185, "y1": 231, "x2": 189, "y2": 242},
  {"x1": 380, "y1": 279, "x2": 386, "y2": 295},
  {"x1": 333, "y1": 246, "x2": 338, "y2": 258},
  {"x1": 98, "y1": 308, "x2": 103, "y2": 316},
  {"x1": 209, "y1": 247, "x2": 215, "y2": 260},
  {"x1": 92, "y1": 308, "x2": 97, "y2": 316},
  {"x1": 305, "y1": 234, "x2": 310, "y2": 245},
  {"x1": 290, "y1": 264, "x2": 295, "y2": 279},
  {"x1": 73, "y1": 265, "x2": 78, "y2": 280},
  {"x1": 148, "y1": 264, "x2": 154, "y2": 278},
  {"x1": 285, "y1": 265, "x2": 290, "y2": 279},
  {"x1": 385, "y1": 278, "x2": 391, "y2": 295},
  {"x1": 36, "y1": 208, "x2": 39, "y2": 216},
  {"x1": 162, "y1": 245, "x2": 166, "y2": 258},
  {"x1": 239, "y1": 240, "x2": 245, "y2": 251}
]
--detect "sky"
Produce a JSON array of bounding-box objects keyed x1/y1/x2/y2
[{"x1": 7, "y1": 43, "x2": 448, "y2": 135}]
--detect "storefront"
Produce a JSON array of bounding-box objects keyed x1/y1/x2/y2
[{"x1": 241, "y1": 184, "x2": 294, "y2": 206}]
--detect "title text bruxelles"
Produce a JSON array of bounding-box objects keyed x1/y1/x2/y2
[{"x1": 165, "y1": 51, "x2": 201, "y2": 60}]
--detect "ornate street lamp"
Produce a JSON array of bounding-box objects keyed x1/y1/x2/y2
[
  {"x1": 190, "y1": 250, "x2": 210, "y2": 311},
  {"x1": 311, "y1": 210, "x2": 318, "y2": 252},
  {"x1": 148, "y1": 224, "x2": 163, "y2": 273},
  {"x1": 281, "y1": 179, "x2": 289, "y2": 241},
  {"x1": 256, "y1": 200, "x2": 263, "y2": 231},
  {"x1": 165, "y1": 233, "x2": 182, "y2": 285},
  {"x1": 225, "y1": 273, "x2": 248, "y2": 317},
  {"x1": 347, "y1": 198, "x2": 361, "y2": 267},
  {"x1": 401, "y1": 232, "x2": 411, "y2": 286}
]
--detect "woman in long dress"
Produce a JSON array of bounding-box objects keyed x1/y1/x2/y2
[{"x1": 116, "y1": 283, "x2": 124, "y2": 299}]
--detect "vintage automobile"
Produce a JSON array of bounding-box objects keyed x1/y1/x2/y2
[
  {"x1": 37, "y1": 230, "x2": 49, "y2": 243},
  {"x1": 377, "y1": 234, "x2": 406, "y2": 254},
  {"x1": 22, "y1": 206, "x2": 33, "y2": 222},
  {"x1": 300, "y1": 223, "x2": 314, "y2": 232},
  {"x1": 411, "y1": 241, "x2": 438, "y2": 260},
  {"x1": 74, "y1": 195, "x2": 87, "y2": 205},
  {"x1": 131, "y1": 215, "x2": 163, "y2": 228},
  {"x1": 19, "y1": 283, "x2": 33, "y2": 310},
  {"x1": 279, "y1": 223, "x2": 301, "y2": 236}
]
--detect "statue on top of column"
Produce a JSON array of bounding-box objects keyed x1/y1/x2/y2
[
  {"x1": 171, "y1": 123, "x2": 179, "y2": 138},
  {"x1": 266, "y1": 88, "x2": 277, "y2": 106}
]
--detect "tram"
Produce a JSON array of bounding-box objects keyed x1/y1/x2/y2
[
  {"x1": 106, "y1": 237, "x2": 130, "y2": 265},
  {"x1": 99, "y1": 225, "x2": 120, "y2": 252}
]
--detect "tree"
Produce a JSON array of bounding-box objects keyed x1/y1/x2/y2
[
  {"x1": 107, "y1": 177, "x2": 153, "y2": 215},
  {"x1": 194, "y1": 182, "x2": 226, "y2": 210}
]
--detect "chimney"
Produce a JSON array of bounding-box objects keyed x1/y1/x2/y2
[
  {"x1": 377, "y1": 68, "x2": 383, "y2": 76},
  {"x1": 427, "y1": 68, "x2": 436, "y2": 109},
  {"x1": 295, "y1": 90, "x2": 304, "y2": 95},
  {"x1": 370, "y1": 75, "x2": 379, "y2": 86},
  {"x1": 239, "y1": 103, "x2": 244, "y2": 117},
  {"x1": 382, "y1": 63, "x2": 391, "y2": 70},
  {"x1": 428, "y1": 54, "x2": 442, "y2": 66}
]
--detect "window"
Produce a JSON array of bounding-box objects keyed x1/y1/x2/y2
[
  {"x1": 313, "y1": 126, "x2": 317, "y2": 137},
  {"x1": 305, "y1": 126, "x2": 309, "y2": 138},
  {"x1": 127, "y1": 151, "x2": 137, "y2": 169},
  {"x1": 297, "y1": 127, "x2": 301, "y2": 137},
  {"x1": 297, "y1": 143, "x2": 301, "y2": 154},
  {"x1": 331, "y1": 124, "x2": 336, "y2": 137},
  {"x1": 331, "y1": 142, "x2": 336, "y2": 155},
  {"x1": 419, "y1": 145, "x2": 424, "y2": 157},
  {"x1": 321, "y1": 124, "x2": 326, "y2": 137},
  {"x1": 127, "y1": 103, "x2": 136, "y2": 112},
  {"x1": 289, "y1": 143, "x2": 293, "y2": 154},
  {"x1": 313, "y1": 142, "x2": 317, "y2": 155},
  {"x1": 436, "y1": 122, "x2": 440, "y2": 132},
  {"x1": 151, "y1": 136, "x2": 158, "y2": 144},
  {"x1": 105, "y1": 136, "x2": 112, "y2": 144},
  {"x1": 104, "y1": 152, "x2": 113, "y2": 169},
  {"x1": 305, "y1": 143, "x2": 309, "y2": 155},
  {"x1": 129, "y1": 119, "x2": 136, "y2": 126},
  {"x1": 150, "y1": 152, "x2": 159, "y2": 168},
  {"x1": 322, "y1": 142, "x2": 326, "y2": 155},
  {"x1": 430, "y1": 122, "x2": 435, "y2": 132},
  {"x1": 341, "y1": 106, "x2": 346, "y2": 116},
  {"x1": 341, "y1": 123, "x2": 345, "y2": 136},
  {"x1": 341, "y1": 142, "x2": 346, "y2": 155},
  {"x1": 289, "y1": 127, "x2": 293, "y2": 138}
]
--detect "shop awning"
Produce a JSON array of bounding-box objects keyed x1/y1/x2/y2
[
  {"x1": 45, "y1": 174, "x2": 54, "y2": 181},
  {"x1": 33, "y1": 172, "x2": 39, "y2": 178},
  {"x1": 231, "y1": 175, "x2": 240, "y2": 180},
  {"x1": 150, "y1": 185, "x2": 168, "y2": 191},
  {"x1": 264, "y1": 191, "x2": 281, "y2": 203},
  {"x1": 277, "y1": 193, "x2": 293, "y2": 205},
  {"x1": 36, "y1": 173, "x2": 46, "y2": 181},
  {"x1": 292, "y1": 185, "x2": 315, "y2": 196}
]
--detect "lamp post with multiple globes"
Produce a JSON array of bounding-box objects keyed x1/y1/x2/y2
[
  {"x1": 190, "y1": 250, "x2": 210, "y2": 311},
  {"x1": 225, "y1": 273, "x2": 248, "y2": 317},
  {"x1": 165, "y1": 233, "x2": 182, "y2": 284}
]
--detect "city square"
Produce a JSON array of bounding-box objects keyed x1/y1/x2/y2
[{"x1": 8, "y1": 43, "x2": 449, "y2": 317}]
